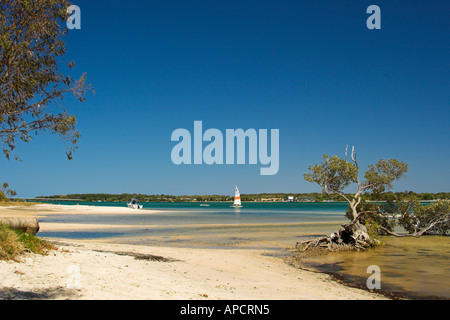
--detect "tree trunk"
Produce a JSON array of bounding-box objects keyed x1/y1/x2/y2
[
  {"x1": 297, "y1": 221, "x2": 375, "y2": 252},
  {"x1": 0, "y1": 217, "x2": 40, "y2": 235}
]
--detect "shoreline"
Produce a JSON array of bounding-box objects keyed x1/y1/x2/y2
[
  {"x1": 0, "y1": 203, "x2": 166, "y2": 218},
  {"x1": 0, "y1": 204, "x2": 386, "y2": 300}
]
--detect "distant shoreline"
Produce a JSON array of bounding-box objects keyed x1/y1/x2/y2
[
  {"x1": 10, "y1": 199, "x2": 442, "y2": 205},
  {"x1": 15, "y1": 191, "x2": 449, "y2": 204}
]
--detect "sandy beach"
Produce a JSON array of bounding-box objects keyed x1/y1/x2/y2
[{"x1": 0, "y1": 204, "x2": 385, "y2": 300}]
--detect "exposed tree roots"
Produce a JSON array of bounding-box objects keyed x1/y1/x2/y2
[{"x1": 296, "y1": 223, "x2": 379, "y2": 253}]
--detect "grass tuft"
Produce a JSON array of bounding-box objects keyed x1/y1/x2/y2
[
  {"x1": 0, "y1": 224, "x2": 57, "y2": 260},
  {"x1": 0, "y1": 224, "x2": 24, "y2": 260}
]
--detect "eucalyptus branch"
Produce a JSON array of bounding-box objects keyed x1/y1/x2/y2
[{"x1": 0, "y1": 0, "x2": 92, "y2": 160}]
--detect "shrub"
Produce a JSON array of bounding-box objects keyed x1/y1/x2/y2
[{"x1": 15, "y1": 231, "x2": 58, "y2": 256}]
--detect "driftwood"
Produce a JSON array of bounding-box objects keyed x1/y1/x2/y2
[
  {"x1": 0, "y1": 217, "x2": 40, "y2": 235},
  {"x1": 296, "y1": 223, "x2": 377, "y2": 252}
]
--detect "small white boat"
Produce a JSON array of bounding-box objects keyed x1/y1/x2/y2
[
  {"x1": 200, "y1": 204, "x2": 210, "y2": 207},
  {"x1": 232, "y1": 186, "x2": 242, "y2": 208},
  {"x1": 127, "y1": 199, "x2": 143, "y2": 209}
]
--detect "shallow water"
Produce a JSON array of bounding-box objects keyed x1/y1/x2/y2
[
  {"x1": 297, "y1": 236, "x2": 450, "y2": 299},
  {"x1": 38, "y1": 202, "x2": 449, "y2": 299},
  {"x1": 39, "y1": 202, "x2": 348, "y2": 250}
]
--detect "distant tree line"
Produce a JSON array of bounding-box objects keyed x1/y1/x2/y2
[
  {"x1": 36, "y1": 193, "x2": 233, "y2": 202},
  {"x1": 36, "y1": 191, "x2": 450, "y2": 203}
]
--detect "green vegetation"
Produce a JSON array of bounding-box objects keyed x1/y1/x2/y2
[
  {"x1": 298, "y1": 147, "x2": 449, "y2": 253},
  {"x1": 0, "y1": 224, "x2": 23, "y2": 260},
  {"x1": 402, "y1": 200, "x2": 449, "y2": 236},
  {"x1": 15, "y1": 231, "x2": 58, "y2": 256},
  {"x1": 0, "y1": 201, "x2": 36, "y2": 207},
  {"x1": 302, "y1": 149, "x2": 409, "y2": 249},
  {"x1": 35, "y1": 191, "x2": 450, "y2": 203},
  {"x1": 0, "y1": 0, "x2": 92, "y2": 161},
  {"x1": 0, "y1": 224, "x2": 57, "y2": 261},
  {"x1": 0, "y1": 182, "x2": 17, "y2": 201},
  {"x1": 346, "y1": 199, "x2": 449, "y2": 237}
]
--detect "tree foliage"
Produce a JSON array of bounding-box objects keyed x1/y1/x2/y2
[
  {"x1": 304, "y1": 155, "x2": 358, "y2": 195},
  {"x1": 0, "y1": 0, "x2": 92, "y2": 160},
  {"x1": 405, "y1": 201, "x2": 449, "y2": 236},
  {"x1": 364, "y1": 159, "x2": 410, "y2": 194},
  {"x1": 301, "y1": 147, "x2": 409, "y2": 250},
  {"x1": 349, "y1": 198, "x2": 449, "y2": 237},
  {"x1": 304, "y1": 153, "x2": 409, "y2": 203},
  {"x1": 305, "y1": 149, "x2": 449, "y2": 240},
  {"x1": 304, "y1": 148, "x2": 408, "y2": 226},
  {"x1": 0, "y1": 182, "x2": 16, "y2": 201}
]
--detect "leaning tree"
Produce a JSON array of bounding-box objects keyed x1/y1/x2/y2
[
  {"x1": 0, "y1": 0, "x2": 92, "y2": 161},
  {"x1": 301, "y1": 147, "x2": 409, "y2": 250}
]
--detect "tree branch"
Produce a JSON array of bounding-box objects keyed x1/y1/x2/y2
[{"x1": 379, "y1": 216, "x2": 448, "y2": 238}]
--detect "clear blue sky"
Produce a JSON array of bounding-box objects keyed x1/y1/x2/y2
[{"x1": 2, "y1": 0, "x2": 449, "y2": 197}]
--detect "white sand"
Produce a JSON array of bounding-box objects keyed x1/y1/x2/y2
[
  {"x1": 0, "y1": 204, "x2": 386, "y2": 300},
  {"x1": 0, "y1": 203, "x2": 165, "y2": 217}
]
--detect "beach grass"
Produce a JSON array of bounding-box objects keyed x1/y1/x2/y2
[
  {"x1": 0, "y1": 224, "x2": 24, "y2": 260},
  {"x1": 0, "y1": 224, "x2": 57, "y2": 260},
  {"x1": 0, "y1": 201, "x2": 39, "y2": 207}
]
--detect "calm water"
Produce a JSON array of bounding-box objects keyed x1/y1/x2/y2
[
  {"x1": 298, "y1": 236, "x2": 450, "y2": 299},
  {"x1": 39, "y1": 201, "x2": 348, "y2": 250},
  {"x1": 38, "y1": 201, "x2": 449, "y2": 299}
]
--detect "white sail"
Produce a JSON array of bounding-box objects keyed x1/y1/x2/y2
[{"x1": 234, "y1": 186, "x2": 242, "y2": 207}]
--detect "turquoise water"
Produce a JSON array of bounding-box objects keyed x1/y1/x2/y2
[{"x1": 37, "y1": 200, "x2": 349, "y2": 212}]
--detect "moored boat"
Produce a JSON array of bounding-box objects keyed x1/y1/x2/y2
[{"x1": 127, "y1": 199, "x2": 143, "y2": 209}]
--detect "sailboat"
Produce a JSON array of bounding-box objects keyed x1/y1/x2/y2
[{"x1": 232, "y1": 186, "x2": 242, "y2": 208}]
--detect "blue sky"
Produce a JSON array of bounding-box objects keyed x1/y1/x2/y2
[{"x1": 2, "y1": 0, "x2": 449, "y2": 197}]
